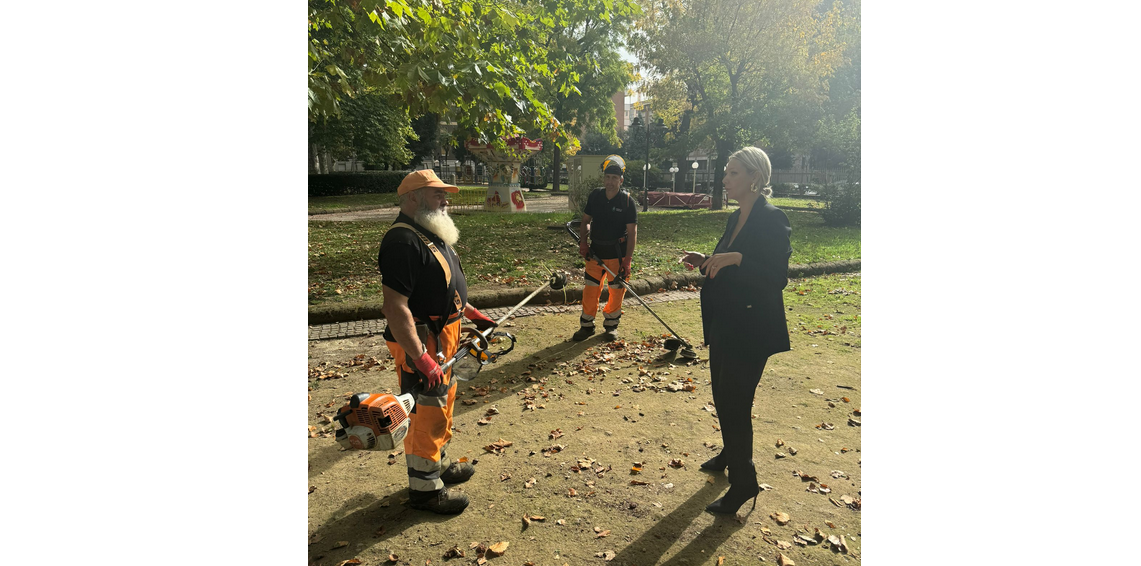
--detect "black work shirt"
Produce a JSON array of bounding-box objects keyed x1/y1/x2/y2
[
  {"x1": 377, "y1": 212, "x2": 468, "y2": 323},
  {"x1": 583, "y1": 188, "x2": 638, "y2": 259}
]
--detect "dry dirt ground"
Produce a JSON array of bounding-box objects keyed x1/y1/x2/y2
[{"x1": 308, "y1": 297, "x2": 861, "y2": 566}]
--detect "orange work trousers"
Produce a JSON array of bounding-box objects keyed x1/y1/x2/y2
[
  {"x1": 385, "y1": 319, "x2": 460, "y2": 492},
  {"x1": 581, "y1": 258, "x2": 626, "y2": 328}
]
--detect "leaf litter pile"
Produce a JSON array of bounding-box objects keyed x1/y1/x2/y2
[{"x1": 308, "y1": 297, "x2": 861, "y2": 565}]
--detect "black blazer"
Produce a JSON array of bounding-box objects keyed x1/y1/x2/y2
[{"x1": 699, "y1": 202, "x2": 792, "y2": 358}]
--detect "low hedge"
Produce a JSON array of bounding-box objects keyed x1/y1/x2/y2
[{"x1": 309, "y1": 171, "x2": 411, "y2": 197}]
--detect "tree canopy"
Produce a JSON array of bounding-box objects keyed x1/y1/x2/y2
[{"x1": 630, "y1": 0, "x2": 854, "y2": 208}]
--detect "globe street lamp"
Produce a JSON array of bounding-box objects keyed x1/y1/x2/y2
[
  {"x1": 691, "y1": 160, "x2": 699, "y2": 193},
  {"x1": 669, "y1": 164, "x2": 679, "y2": 192}
]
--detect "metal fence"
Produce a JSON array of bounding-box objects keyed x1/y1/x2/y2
[{"x1": 428, "y1": 157, "x2": 548, "y2": 187}]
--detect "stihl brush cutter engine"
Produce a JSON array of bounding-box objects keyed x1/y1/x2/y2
[{"x1": 333, "y1": 392, "x2": 416, "y2": 451}]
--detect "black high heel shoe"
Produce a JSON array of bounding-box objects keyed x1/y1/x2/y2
[
  {"x1": 699, "y1": 453, "x2": 726, "y2": 472},
  {"x1": 705, "y1": 482, "x2": 760, "y2": 515}
]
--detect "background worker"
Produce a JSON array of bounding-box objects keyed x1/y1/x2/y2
[
  {"x1": 574, "y1": 155, "x2": 638, "y2": 342},
  {"x1": 378, "y1": 169, "x2": 497, "y2": 515}
]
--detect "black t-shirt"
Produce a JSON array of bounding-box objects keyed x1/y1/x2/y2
[
  {"x1": 583, "y1": 188, "x2": 638, "y2": 259},
  {"x1": 377, "y1": 213, "x2": 468, "y2": 323}
]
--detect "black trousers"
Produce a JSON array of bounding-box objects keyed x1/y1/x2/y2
[{"x1": 709, "y1": 343, "x2": 769, "y2": 486}]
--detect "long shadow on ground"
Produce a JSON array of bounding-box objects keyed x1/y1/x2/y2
[
  {"x1": 607, "y1": 471, "x2": 747, "y2": 566},
  {"x1": 308, "y1": 334, "x2": 622, "y2": 563}
]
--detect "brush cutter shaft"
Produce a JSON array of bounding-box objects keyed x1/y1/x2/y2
[
  {"x1": 439, "y1": 271, "x2": 565, "y2": 375},
  {"x1": 565, "y1": 221, "x2": 693, "y2": 350}
]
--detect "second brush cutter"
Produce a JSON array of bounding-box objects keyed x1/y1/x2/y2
[{"x1": 565, "y1": 220, "x2": 698, "y2": 360}]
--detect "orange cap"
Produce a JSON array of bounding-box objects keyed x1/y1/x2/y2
[{"x1": 397, "y1": 169, "x2": 460, "y2": 196}]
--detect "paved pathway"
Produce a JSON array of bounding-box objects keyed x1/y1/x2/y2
[{"x1": 308, "y1": 288, "x2": 701, "y2": 340}]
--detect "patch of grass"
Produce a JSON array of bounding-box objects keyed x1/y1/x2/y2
[
  {"x1": 769, "y1": 196, "x2": 825, "y2": 210},
  {"x1": 309, "y1": 187, "x2": 554, "y2": 214},
  {"x1": 308, "y1": 193, "x2": 400, "y2": 214},
  {"x1": 308, "y1": 210, "x2": 860, "y2": 307}
]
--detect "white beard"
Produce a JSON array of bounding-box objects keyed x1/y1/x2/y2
[{"x1": 415, "y1": 208, "x2": 460, "y2": 247}]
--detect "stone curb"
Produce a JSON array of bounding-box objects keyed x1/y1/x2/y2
[{"x1": 307, "y1": 259, "x2": 860, "y2": 326}]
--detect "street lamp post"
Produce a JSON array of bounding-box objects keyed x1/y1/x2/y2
[
  {"x1": 669, "y1": 164, "x2": 679, "y2": 192},
  {"x1": 691, "y1": 160, "x2": 699, "y2": 193}
]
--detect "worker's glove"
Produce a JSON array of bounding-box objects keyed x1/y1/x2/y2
[
  {"x1": 467, "y1": 307, "x2": 497, "y2": 332},
  {"x1": 618, "y1": 256, "x2": 632, "y2": 280},
  {"x1": 579, "y1": 238, "x2": 590, "y2": 259},
  {"x1": 413, "y1": 351, "x2": 445, "y2": 389}
]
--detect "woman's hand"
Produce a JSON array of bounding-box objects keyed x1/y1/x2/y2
[
  {"x1": 701, "y1": 252, "x2": 742, "y2": 279},
  {"x1": 679, "y1": 250, "x2": 706, "y2": 270}
]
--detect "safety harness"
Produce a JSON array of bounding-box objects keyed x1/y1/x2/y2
[{"x1": 384, "y1": 222, "x2": 463, "y2": 351}]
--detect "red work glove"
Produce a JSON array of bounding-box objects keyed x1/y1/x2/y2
[
  {"x1": 467, "y1": 307, "x2": 497, "y2": 332},
  {"x1": 618, "y1": 256, "x2": 632, "y2": 280},
  {"x1": 412, "y1": 351, "x2": 445, "y2": 389},
  {"x1": 579, "y1": 237, "x2": 590, "y2": 259}
]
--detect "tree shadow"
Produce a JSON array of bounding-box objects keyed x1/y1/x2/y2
[{"x1": 605, "y1": 476, "x2": 750, "y2": 566}]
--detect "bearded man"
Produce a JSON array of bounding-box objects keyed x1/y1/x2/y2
[{"x1": 377, "y1": 170, "x2": 497, "y2": 515}]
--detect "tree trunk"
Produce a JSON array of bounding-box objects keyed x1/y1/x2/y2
[
  {"x1": 712, "y1": 138, "x2": 733, "y2": 210},
  {"x1": 309, "y1": 143, "x2": 320, "y2": 174},
  {"x1": 552, "y1": 145, "x2": 561, "y2": 192}
]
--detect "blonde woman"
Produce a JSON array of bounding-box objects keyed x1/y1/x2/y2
[{"x1": 681, "y1": 146, "x2": 792, "y2": 515}]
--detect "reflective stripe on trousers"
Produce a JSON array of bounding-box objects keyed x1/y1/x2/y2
[{"x1": 386, "y1": 319, "x2": 461, "y2": 493}]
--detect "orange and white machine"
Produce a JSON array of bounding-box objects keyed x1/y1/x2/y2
[{"x1": 333, "y1": 392, "x2": 416, "y2": 451}]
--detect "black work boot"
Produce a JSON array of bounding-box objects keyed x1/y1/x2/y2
[
  {"x1": 440, "y1": 461, "x2": 475, "y2": 484},
  {"x1": 602, "y1": 327, "x2": 619, "y2": 341},
  {"x1": 572, "y1": 326, "x2": 596, "y2": 341},
  {"x1": 408, "y1": 487, "x2": 470, "y2": 514}
]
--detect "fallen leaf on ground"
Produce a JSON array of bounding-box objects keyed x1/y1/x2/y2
[
  {"x1": 809, "y1": 388, "x2": 823, "y2": 395},
  {"x1": 443, "y1": 546, "x2": 465, "y2": 558},
  {"x1": 595, "y1": 550, "x2": 616, "y2": 561},
  {"x1": 718, "y1": 557, "x2": 725, "y2": 565},
  {"x1": 483, "y1": 438, "x2": 513, "y2": 454},
  {"x1": 332, "y1": 541, "x2": 349, "y2": 549},
  {"x1": 775, "y1": 439, "x2": 785, "y2": 447},
  {"x1": 336, "y1": 560, "x2": 361, "y2": 566},
  {"x1": 524, "y1": 478, "x2": 536, "y2": 488},
  {"x1": 793, "y1": 470, "x2": 820, "y2": 482},
  {"x1": 778, "y1": 553, "x2": 795, "y2": 566},
  {"x1": 776, "y1": 540, "x2": 793, "y2": 550},
  {"x1": 759, "y1": 483, "x2": 775, "y2": 491},
  {"x1": 771, "y1": 512, "x2": 791, "y2": 525},
  {"x1": 595, "y1": 530, "x2": 611, "y2": 538},
  {"x1": 556, "y1": 519, "x2": 566, "y2": 525},
  {"x1": 630, "y1": 479, "x2": 649, "y2": 485},
  {"x1": 486, "y1": 541, "x2": 509, "y2": 557},
  {"x1": 521, "y1": 515, "x2": 531, "y2": 529},
  {"x1": 668, "y1": 458, "x2": 685, "y2": 468}
]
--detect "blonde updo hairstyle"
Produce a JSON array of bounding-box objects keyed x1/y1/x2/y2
[{"x1": 728, "y1": 146, "x2": 773, "y2": 199}]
